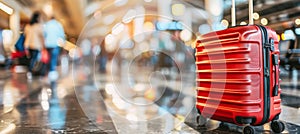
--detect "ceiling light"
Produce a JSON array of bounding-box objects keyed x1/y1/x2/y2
[
  {"x1": 0, "y1": 2, "x2": 13, "y2": 15},
  {"x1": 261, "y1": 18, "x2": 268, "y2": 25},
  {"x1": 143, "y1": 21, "x2": 154, "y2": 31},
  {"x1": 253, "y1": 12, "x2": 259, "y2": 20},
  {"x1": 295, "y1": 19, "x2": 300, "y2": 25},
  {"x1": 240, "y1": 21, "x2": 247, "y2": 25},
  {"x1": 43, "y1": 4, "x2": 53, "y2": 17},
  {"x1": 221, "y1": 19, "x2": 229, "y2": 28},
  {"x1": 172, "y1": 4, "x2": 185, "y2": 16}
]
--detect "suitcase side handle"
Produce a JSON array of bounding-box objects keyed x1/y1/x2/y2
[{"x1": 272, "y1": 54, "x2": 279, "y2": 96}]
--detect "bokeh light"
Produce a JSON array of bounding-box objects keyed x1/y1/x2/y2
[
  {"x1": 172, "y1": 4, "x2": 185, "y2": 16},
  {"x1": 261, "y1": 18, "x2": 268, "y2": 25}
]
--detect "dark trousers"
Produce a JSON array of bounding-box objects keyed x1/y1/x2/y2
[
  {"x1": 28, "y1": 49, "x2": 39, "y2": 72},
  {"x1": 47, "y1": 47, "x2": 60, "y2": 71}
]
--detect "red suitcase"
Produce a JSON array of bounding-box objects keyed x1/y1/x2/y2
[{"x1": 195, "y1": 0, "x2": 284, "y2": 134}]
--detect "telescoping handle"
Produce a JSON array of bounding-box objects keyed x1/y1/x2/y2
[
  {"x1": 231, "y1": 0, "x2": 254, "y2": 26},
  {"x1": 231, "y1": 0, "x2": 236, "y2": 26},
  {"x1": 248, "y1": 0, "x2": 254, "y2": 25}
]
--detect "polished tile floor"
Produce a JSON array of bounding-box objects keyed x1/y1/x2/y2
[{"x1": 0, "y1": 65, "x2": 299, "y2": 134}]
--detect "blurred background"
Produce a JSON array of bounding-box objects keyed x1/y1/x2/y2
[
  {"x1": 1, "y1": 0, "x2": 300, "y2": 75},
  {"x1": 0, "y1": 0, "x2": 300, "y2": 133}
]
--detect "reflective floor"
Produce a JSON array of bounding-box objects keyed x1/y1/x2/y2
[{"x1": 0, "y1": 65, "x2": 300, "y2": 134}]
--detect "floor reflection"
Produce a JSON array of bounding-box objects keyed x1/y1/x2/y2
[
  {"x1": 0, "y1": 72, "x2": 117, "y2": 133},
  {"x1": 0, "y1": 64, "x2": 299, "y2": 133},
  {"x1": 48, "y1": 82, "x2": 66, "y2": 132}
]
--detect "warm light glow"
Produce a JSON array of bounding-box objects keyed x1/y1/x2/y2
[
  {"x1": 143, "y1": 21, "x2": 154, "y2": 31},
  {"x1": 221, "y1": 19, "x2": 229, "y2": 28},
  {"x1": 105, "y1": 34, "x2": 118, "y2": 52},
  {"x1": 253, "y1": 12, "x2": 260, "y2": 20},
  {"x1": 240, "y1": 21, "x2": 247, "y2": 25},
  {"x1": 43, "y1": 4, "x2": 53, "y2": 17},
  {"x1": 295, "y1": 19, "x2": 300, "y2": 25},
  {"x1": 0, "y1": 2, "x2": 13, "y2": 15},
  {"x1": 112, "y1": 23, "x2": 125, "y2": 35},
  {"x1": 172, "y1": 4, "x2": 185, "y2": 16},
  {"x1": 103, "y1": 15, "x2": 115, "y2": 25},
  {"x1": 122, "y1": 9, "x2": 136, "y2": 23},
  {"x1": 261, "y1": 18, "x2": 268, "y2": 25},
  {"x1": 281, "y1": 33, "x2": 285, "y2": 40},
  {"x1": 144, "y1": 89, "x2": 155, "y2": 101},
  {"x1": 180, "y1": 29, "x2": 192, "y2": 42},
  {"x1": 144, "y1": 0, "x2": 152, "y2": 2},
  {"x1": 105, "y1": 34, "x2": 115, "y2": 45}
]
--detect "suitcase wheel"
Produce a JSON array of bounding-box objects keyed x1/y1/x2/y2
[
  {"x1": 196, "y1": 114, "x2": 207, "y2": 127},
  {"x1": 243, "y1": 125, "x2": 255, "y2": 134},
  {"x1": 218, "y1": 122, "x2": 229, "y2": 130},
  {"x1": 270, "y1": 120, "x2": 285, "y2": 133}
]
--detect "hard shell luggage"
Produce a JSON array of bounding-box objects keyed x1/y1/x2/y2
[{"x1": 195, "y1": 0, "x2": 285, "y2": 133}]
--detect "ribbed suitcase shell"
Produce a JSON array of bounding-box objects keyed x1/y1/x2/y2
[{"x1": 195, "y1": 25, "x2": 281, "y2": 126}]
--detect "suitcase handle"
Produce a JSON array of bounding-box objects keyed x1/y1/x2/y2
[
  {"x1": 231, "y1": 0, "x2": 254, "y2": 26},
  {"x1": 272, "y1": 54, "x2": 279, "y2": 96}
]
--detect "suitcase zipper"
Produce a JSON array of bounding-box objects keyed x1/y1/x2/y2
[{"x1": 258, "y1": 25, "x2": 271, "y2": 125}]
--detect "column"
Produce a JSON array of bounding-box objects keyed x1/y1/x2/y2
[
  {"x1": 9, "y1": 9, "x2": 20, "y2": 44},
  {"x1": 157, "y1": 0, "x2": 172, "y2": 22}
]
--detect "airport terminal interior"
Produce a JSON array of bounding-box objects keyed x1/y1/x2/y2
[{"x1": 0, "y1": 0, "x2": 300, "y2": 133}]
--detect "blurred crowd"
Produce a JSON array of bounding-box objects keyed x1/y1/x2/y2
[{"x1": 9, "y1": 11, "x2": 65, "y2": 80}]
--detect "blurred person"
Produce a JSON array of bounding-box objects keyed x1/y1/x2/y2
[
  {"x1": 98, "y1": 41, "x2": 107, "y2": 73},
  {"x1": 44, "y1": 16, "x2": 65, "y2": 80},
  {"x1": 24, "y1": 11, "x2": 45, "y2": 78}
]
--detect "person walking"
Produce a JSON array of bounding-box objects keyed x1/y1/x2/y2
[
  {"x1": 24, "y1": 11, "x2": 45, "y2": 79},
  {"x1": 44, "y1": 16, "x2": 65, "y2": 80}
]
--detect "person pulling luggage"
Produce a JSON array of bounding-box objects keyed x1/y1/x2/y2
[{"x1": 44, "y1": 16, "x2": 65, "y2": 81}]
